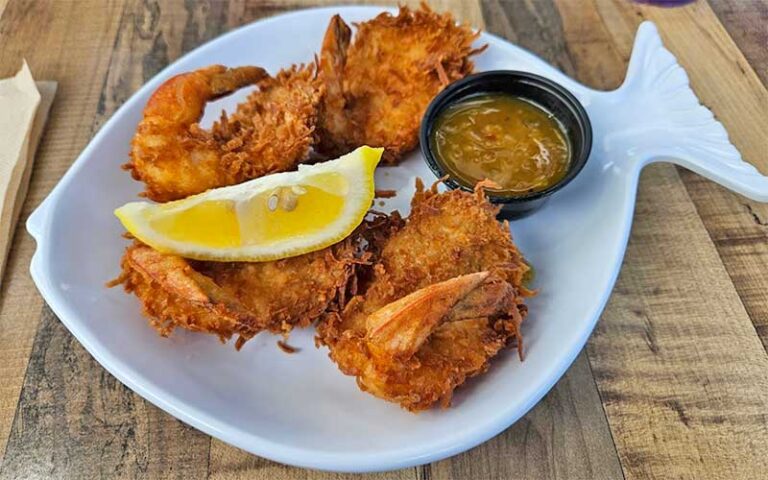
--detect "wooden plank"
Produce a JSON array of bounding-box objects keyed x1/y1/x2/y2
[
  {"x1": 678, "y1": 173, "x2": 768, "y2": 349},
  {"x1": 548, "y1": 0, "x2": 768, "y2": 477},
  {"x1": 94, "y1": 0, "x2": 237, "y2": 130},
  {"x1": 0, "y1": 307, "x2": 211, "y2": 479},
  {"x1": 208, "y1": 447, "x2": 417, "y2": 480},
  {"x1": 0, "y1": 0, "x2": 127, "y2": 461},
  {"x1": 707, "y1": 0, "x2": 767, "y2": 84},
  {"x1": 428, "y1": 354, "x2": 623, "y2": 479},
  {"x1": 588, "y1": 163, "x2": 768, "y2": 479}
]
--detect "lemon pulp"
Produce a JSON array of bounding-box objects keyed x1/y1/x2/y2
[
  {"x1": 150, "y1": 200, "x2": 241, "y2": 248},
  {"x1": 247, "y1": 186, "x2": 344, "y2": 245},
  {"x1": 149, "y1": 173, "x2": 347, "y2": 248}
]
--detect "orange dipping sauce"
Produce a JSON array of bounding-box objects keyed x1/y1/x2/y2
[{"x1": 431, "y1": 93, "x2": 570, "y2": 194}]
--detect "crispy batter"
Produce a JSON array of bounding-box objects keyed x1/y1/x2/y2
[
  {"x1": 117, "y1": 236, "x2": 361, "y2": 348},
  {"x1": 374, "y1": 189, "x2": 397, "y2": 199},
  {"x1": 126, "y1": 64, "x2": 322, "y2": 202},
  {"x1": 323, "y1": 179, "x2": 530, "y2": 335},
  {"x1": 318, "y1": 4, "x2": 483, "y2": 164},
  {"x1": 211, "y1": 64, "x2": 323, "y2": 181},
  {"x1": 277, "y1": 340, "x2": 299, "y2": 354},
  {"x1": 318, "y1": 181, "x2": 531, "y2": 411}
]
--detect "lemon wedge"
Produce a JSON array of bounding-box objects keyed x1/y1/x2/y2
[{"x1": 115, "y1": 146, "x2": 383, "y2": 262}]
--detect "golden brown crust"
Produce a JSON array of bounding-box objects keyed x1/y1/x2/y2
[
  {"x1": 116, "y1": 237, "x2": 360, "y2": 348},
  {"x1": 127, "y1": 64, "x2": 322, "y2": 202},
  {"x1": 317, "y1": 4, "x2": 483, "y2": 164},
  {"x1": 118, "y1": 244, "x2": 256, "y2": 341},
  {"x1": 317, "y1": 181, "x2": 531, "y2": 411},
  {"x1": 212, "y1": 64, "x2": 323, "y2": 180}
]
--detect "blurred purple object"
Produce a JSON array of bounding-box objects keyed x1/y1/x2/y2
[{"x1": 634, "y1": 0, "x2": 696, "y2": 5}]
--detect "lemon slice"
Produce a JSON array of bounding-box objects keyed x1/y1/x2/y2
[{"x1": 115, "y1": 146, "x2": 383, "y2": 262}]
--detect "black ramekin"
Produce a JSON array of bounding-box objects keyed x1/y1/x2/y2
[{"x1": 420, "y1": 71, "x2": 593, "y2": 219}]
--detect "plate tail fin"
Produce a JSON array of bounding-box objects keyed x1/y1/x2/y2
[{"x1": 612, "y1": 21, "x2": 768, "y2": 201}]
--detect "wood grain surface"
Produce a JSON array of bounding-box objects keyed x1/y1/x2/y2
[{"x1": 0, "y1": 1, "x2": 765, "y2": 479}]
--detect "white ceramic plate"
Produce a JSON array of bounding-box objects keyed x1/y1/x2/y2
[{"x1": 27, "y1": 6, "x2": 767, "y2": 473}]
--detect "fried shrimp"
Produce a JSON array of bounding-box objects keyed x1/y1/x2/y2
[
  {"x1": 115, "y1": 236, "x2": 361, "y2": 349},
  {"x1": 318, "y1": 180, "x2": 531, "y2": 411},
  {"x1": 126, "y1": 65, "x2": 267, "y2": 201},
  {"x1": 127, "y1": 64, "x2": 323, "y2": 202},
  {"x1": 318, "y1": 4, "x2": 484, "y2": 164}
]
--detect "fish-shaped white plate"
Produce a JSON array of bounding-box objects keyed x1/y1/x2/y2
[{"x1": 26, "y1": 6, "x2": 768, "y2": 473}]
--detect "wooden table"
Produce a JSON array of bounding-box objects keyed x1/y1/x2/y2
[{"x1": 0, "y1": 0, "x2": 765, "y2": 478}]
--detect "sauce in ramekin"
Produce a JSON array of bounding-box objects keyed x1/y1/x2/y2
[{"x1": 431, "y1": 93, "x2": 570, "y2": 194}]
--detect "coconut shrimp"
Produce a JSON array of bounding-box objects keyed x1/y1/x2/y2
[
  {"x1": 317, "y1": 5, "x2": 484, "y2": 164},
  {"x1": 126, "y1": 64, "x2": 323, "y2": 202},
  {"x1": 114, "y1": 235, "x2": 362, "y2": 349},
  {"x1": 318, "y1": 181, "x2": 531, "y2": 411},
  {"x1": 323, "y1": 272, "x2": 524, "y2": 411}
]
